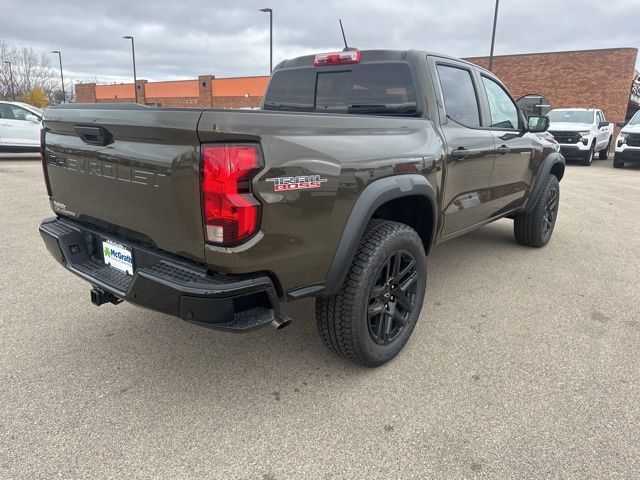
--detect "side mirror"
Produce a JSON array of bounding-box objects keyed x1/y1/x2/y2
[
  {"x1": 25, "y1": 114, "x2": 40, "y2": 124},
  {"x1": 527, "y1": 115, "x2": 549, "y2": 133},
  {"x1": 616, "y1": 121, "x2": 626, "y2": 128},
  {"x1": 598, "y1": 121, "x2": 609, "y2": 129}
]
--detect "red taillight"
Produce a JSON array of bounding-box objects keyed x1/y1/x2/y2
[
  {"x1": 313, "y1": 50, "x2": 360, "y2": 66},
  {"x1": 40, "y1": 128, "x2": 52, "y2": 196},
  {"x1": 201, "y1": 144, "x2": 262, "y2": 246}
]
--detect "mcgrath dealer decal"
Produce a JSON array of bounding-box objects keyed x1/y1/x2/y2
[{"x1": 266, "y1": 175, "x2": 328, "y2": 192}]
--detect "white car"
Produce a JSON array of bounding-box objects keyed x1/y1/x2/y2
[
  {"x1": 547, "y1": 108, "x2": 614, "y2": 166},
  {"x1": 613, "y1": 110, "x2": 640, "y2": 168},
  {"x1": 0, "y1": 101, "x2": 43, "y2": 153}
]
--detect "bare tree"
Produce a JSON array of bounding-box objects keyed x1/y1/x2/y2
[{"x1": 0, "y1": 41, "x2": 58, "y2": 101}]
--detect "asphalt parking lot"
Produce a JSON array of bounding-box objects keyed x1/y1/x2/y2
[{"x1": 1, "y1": 157, "x2": 639, "y2": 479}]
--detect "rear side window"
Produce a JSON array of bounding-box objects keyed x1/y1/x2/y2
[
  {"x1": 263, "y1": 68, "x2": 315, "y2": 110},
  {"x1": 436, "y1": 65, "x2": 480, "y2": 127},
  {"x1": 263, "y1": 62, "x2": 417, "y2": 116}
]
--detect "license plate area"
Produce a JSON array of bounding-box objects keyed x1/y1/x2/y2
[{"x1": 102, "y1": 239, "x2": 134, "y2": 276}]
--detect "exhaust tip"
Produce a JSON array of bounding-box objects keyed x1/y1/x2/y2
[{"x1": 271, "y1": 315, "x2": 292, "y2": 330}]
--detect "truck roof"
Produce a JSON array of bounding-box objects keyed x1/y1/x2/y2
[{"x1": 275, "y1": 49, "x2": 489, "y2": 73}]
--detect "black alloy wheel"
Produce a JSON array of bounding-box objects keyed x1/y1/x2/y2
[{"x1": 367, "y1": 250, "x2": 418, "y2": 345}]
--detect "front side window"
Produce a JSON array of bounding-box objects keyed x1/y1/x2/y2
[
  {"x1": 482, "y1": 76, "x2": 519, "y2": 129},
  {"x1": 436, "y1": 65, "x2": 481, "y2": 127}
]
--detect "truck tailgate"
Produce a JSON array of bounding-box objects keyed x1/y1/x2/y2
[{"x1": 42, "y1": 105, "x2": 205, "y2": 261}]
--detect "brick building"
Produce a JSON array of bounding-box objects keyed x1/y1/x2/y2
[
  {"x1": 465, "y1": 47, "x2": 640, "y2": 127},
  {"x1": 75, "y1": 48, "x2": 639, "y2": 125},
  {"x1": 75, "y1": 75, "x2": 269, "y2": 109}
]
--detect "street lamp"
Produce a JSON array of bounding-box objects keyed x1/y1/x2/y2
[
  {"x1": 51, "y1": 51, "x2": 65, "y2": 103},
  {"x1": 488, "y1": 0, "x2": 499, "y2": 72},
  {"x1": 2, "y1": 60, "x2": 15, "y2": 101},
  {"x1": 122, "y1": 35, "x2": 138, "y2": 103},
  {"x1": 259, "y1": 8, "x2": 273, "y2": 73}
]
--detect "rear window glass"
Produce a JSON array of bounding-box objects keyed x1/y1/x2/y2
[{"x1": 263, "y1": 62, "x2": 418, "y2": 116}]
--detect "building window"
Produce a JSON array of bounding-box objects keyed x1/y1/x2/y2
[{"x1": 517, "y1": 94, "x2": 551, "y2": 118}]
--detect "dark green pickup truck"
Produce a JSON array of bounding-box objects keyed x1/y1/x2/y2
[{"x1": 39, "y1": 49, "x2": 564, "y2": 366}]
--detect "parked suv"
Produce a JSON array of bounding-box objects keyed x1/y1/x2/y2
[
  {"x1": 39, "y1": 49, "x2": 564, "y2": 366},
  {"x1": 613, "y1": 111, "x2": 640, "y2": 168},
  {"x1": 547, "y1": 108, "x2": 613, "y2": 165}
]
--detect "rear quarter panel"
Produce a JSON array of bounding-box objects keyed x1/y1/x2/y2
[{"x1": 198, "y1": 110, "x2": 443, "y2": 294}]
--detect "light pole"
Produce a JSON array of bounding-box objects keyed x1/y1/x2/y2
[
  {"x1": 122, "y1": 35, "x2": 138, "y2": 103},
  {"x1": 488, "y1": 0, "x2": 499, "y2": 72},
  {"x1": 259, "y1": 8, "x2": 273, "y2": 73},
  {"x1": 51, "y1": 51, "x2": 65, "y2": 103},
  {"x1": 2, "y1": 60, "x2": 15, "y2": 101}
]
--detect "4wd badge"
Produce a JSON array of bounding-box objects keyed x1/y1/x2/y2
[{"x1": 266, "y1": 175, "x2": 328, "y2": 192}]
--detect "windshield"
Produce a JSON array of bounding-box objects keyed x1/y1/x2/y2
[
  {"x1": 627, "y1": 111, "x2": 640, "y2": 126},
  {"x1": 547, "y1": 109, "x2": 594, "y2": 124},
  {"x1": 15, "y1": 102, "x2": 43, "y2": 115},
  {"x1": 263, "y1": 62, "x2": 418, "y2": 116}
]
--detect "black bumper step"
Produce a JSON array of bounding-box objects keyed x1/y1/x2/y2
[{"x1": 39, "y1": 217, "x2": 288, "y2": 331}]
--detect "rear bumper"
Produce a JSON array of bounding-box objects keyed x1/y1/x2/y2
[{"x1": 39, "y1": 217, "x2": 286, "y2": 331}]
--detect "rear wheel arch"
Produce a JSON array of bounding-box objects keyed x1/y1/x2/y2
[
  {"x1": 371, "y1": 195, "x2": 435, "y2": 255},
  {"x1": 288, "y1": 174, "x2": 436, "y2": 300}
]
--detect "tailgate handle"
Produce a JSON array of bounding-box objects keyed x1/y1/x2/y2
[{"x1": 74, "y1": 126, "x2": 113, "y2": 146}]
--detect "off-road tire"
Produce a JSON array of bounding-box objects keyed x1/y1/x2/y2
[
  {"x1": 598, "y1": 137, "x2": 612, "y2": 160},
  {"x1": 316, "y1": 219, "x2": 427, "y2": 367},
  {"x1": 514, "y1": 174, "x2": 560, "y2": 248}
]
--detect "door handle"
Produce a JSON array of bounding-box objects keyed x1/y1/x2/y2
[
  {"x1": 74, "y1": 125, "x2": 113, "y2": 146},
  {"x1": 496, "y1": 145, "x2": 510, "y2": 155},
  {"x1": 451, "y1": 148, "x2": 470, "y2": 159}
]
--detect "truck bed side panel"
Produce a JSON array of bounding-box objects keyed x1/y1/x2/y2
[{"x1": 197, "y1": 110, "x2": 443, "y2": 293}]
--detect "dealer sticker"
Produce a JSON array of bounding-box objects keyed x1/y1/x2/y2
[{"x1": 102, "y1": 239, "x2": 134, "y2": 276}]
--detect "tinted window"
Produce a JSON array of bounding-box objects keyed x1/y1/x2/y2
[
  {"x1": 264, "y1": 62, "x2": 417, "y2": 115},
  {"x1": 436, "y1": 65, "x2": 480, "y2": 127},
  {"x1": 263, "y1": 68, "x2": 316, "y2": 111},
  {"x1": 481, "y1": 76, "x2": 519, "y2": 129}
]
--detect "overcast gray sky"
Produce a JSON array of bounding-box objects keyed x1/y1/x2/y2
[{"x1": 1, "y1": 0, "x2": 639, "y2": 83}]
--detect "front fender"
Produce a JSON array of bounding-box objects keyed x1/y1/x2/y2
[{"x1": 523, "y1": 151, "x2": 565, "y2": 213}]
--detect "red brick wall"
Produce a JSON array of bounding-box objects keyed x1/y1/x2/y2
[
  {"x1": 74, "y1": 77, "x2": 265, "y2": 109},
  {"x1": 465, "y1": 48, "x2": 638, "y2": 127},
  {"x1": 75, "y1": 83, "x2": 97, "y2": 103}
]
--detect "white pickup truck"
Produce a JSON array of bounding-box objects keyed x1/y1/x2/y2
[
  {"x1": 547, "y1": 108, "x2": 614, "y2": 166},
  {"x1": 613, "y1": 110, "x2": 640, "y2": 168}
]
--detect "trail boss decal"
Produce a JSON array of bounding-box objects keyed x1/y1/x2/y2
[{"x1": 266, "y1": 175, "x2": 328, "y2": 192}]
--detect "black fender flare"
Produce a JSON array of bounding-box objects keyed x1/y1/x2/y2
[
  {"x1": 523, "y1": 152, "x2": 565, "y2": 214},
  {"x1": 287, "y1": 174, "x2": 437, "y2": 299}
]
